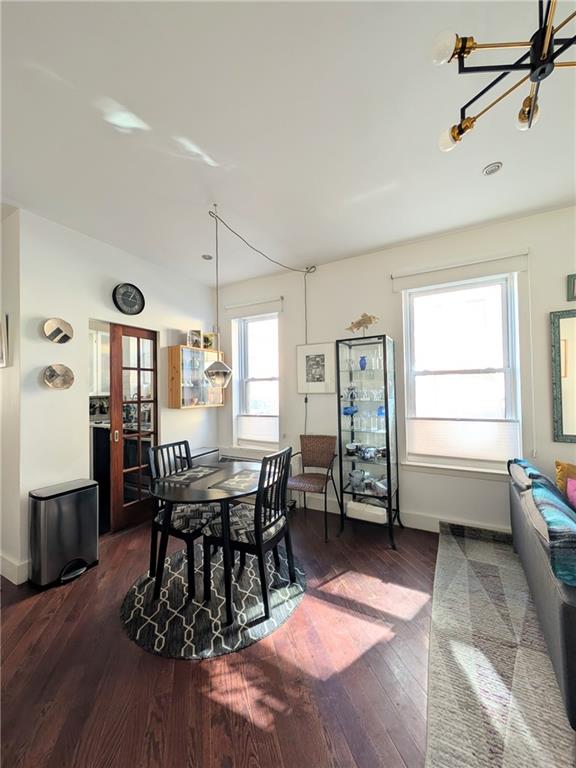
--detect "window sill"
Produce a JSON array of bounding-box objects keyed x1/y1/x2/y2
[
  {"x1": 401, "y1": 461, "x2": 509, "y2": 482},
  {"x1": 220, "y1": 445, "x2": 278, "y2": 461}
]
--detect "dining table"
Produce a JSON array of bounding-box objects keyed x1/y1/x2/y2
[{"x1": 150, "y1": 458, "x2": 262, "y2": 626}]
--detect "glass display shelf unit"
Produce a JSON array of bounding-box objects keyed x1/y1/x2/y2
[
  {"x1": 168, "y1": 345, "x2": 224, "y2": 409},
  {"x1": 336, "y1": 334, "x2": 401, "y2": 548}
]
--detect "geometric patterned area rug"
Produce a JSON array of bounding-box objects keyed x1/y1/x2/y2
[
  {"x1": 426, "y1": 523, "x2": 576, "y2": 768},
  {"x1": 120, "y1": 544, "x2": 306, "y2": 660}
]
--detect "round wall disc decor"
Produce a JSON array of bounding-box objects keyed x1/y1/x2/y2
[
  {"x1": 43, "y1": 318, "x2": 74, "y2": 344},
  {"x1": 43, "y1": 364, "x2": 74, "y2": 389}
]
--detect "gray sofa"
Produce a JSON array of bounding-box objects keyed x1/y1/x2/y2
[{"x1": 508, "y1": 462, "x2": 576, "y2": 730}]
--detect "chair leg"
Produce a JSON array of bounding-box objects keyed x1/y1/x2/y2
[
  {"x1": 186, "y1": 540, "x2": 196, "y2": 600},
  {"x1": 149, "y1": 524, "x2": 159, "y2": 577},
  {"x1": 203, "y1": 538, "x2": 212, "y2": 602},
  {"x1": 324, "y1": 488, "x2": 328, "y2": 543},
  {"x1": 273, "y1": 546, "x2": 281, "y2": 571},
  {"x1": 303, "y1": 492, "x2": 307, "y2": 509},
  {"x1": 239, "y1": 550, "x2": 246, "y2": 570},
  {"x1": 256, "y1": 548, "x2": 270, "y2": 619},
  {"x1": 284, "y1": 527, "x2": 296, "y2": 583}
]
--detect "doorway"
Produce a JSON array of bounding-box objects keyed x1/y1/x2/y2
[
  {"x1": 89, "y1": 320, "x2": 158, "y2": 534},
  {"x1": 109, "y1": 323, "x2": 158, "y2": 531}
]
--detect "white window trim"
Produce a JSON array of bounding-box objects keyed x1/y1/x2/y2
[{"x1": 403, "y1": 272, "x2": 522, "y2": 469}]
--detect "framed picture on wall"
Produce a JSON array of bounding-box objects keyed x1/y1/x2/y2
[
  {"x1": 202, "y1": 332, "x2": 216, "y2": 350},
  {"x1": 568, "y1": 273, "x2": 576, "y2": 302},
  {"x1": 297, "y1": 342, "x2": 336, "y2": 394},
  {"x1": 186, "y1": 329, "x2": 202, "y2": 348}
]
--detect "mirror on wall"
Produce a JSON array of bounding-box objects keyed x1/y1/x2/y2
[{"x1": 551, "y1": 310, "x2": 576, "y2": 443}]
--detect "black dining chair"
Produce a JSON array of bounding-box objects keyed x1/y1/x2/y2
[
  {"x1": 148, "y1": 441, "x2": 219, "y2": 600},
  {"x1": 202, "y1": 446, "x2": 295, "y2": 619}
]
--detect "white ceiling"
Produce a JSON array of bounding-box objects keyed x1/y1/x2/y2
[{"x1": 3, "y1": 1, "x2": 575, "y2": 285}]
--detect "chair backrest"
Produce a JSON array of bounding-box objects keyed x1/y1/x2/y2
[
  {"x1": 149, "y1": 441, "x2": 192, "y2": 480},
  {"x1": 300, "y1": 434, "x2": 337, "y2": 470},
  {"x1": 254, "y1": 447, "x2": 293, "y2": 539}
]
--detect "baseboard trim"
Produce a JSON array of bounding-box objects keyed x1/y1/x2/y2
[
  {"x1": 0, "y1": 552, "x2": 29, "y2": 585},
  {"x1": 295, "y1": 493, "x2": 512, "y2": 535}
]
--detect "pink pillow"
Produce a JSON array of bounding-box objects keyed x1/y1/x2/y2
[{"x1": 567, "y1": 477, "x2": 576, "y2": 510}]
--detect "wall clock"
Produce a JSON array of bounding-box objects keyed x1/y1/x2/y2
[{"x1": 112, "y1": 283, "x2": 145, "y2": 315}]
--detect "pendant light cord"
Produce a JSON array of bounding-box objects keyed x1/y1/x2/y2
[
  {"x1": 208, "y1": 210, "x2": 316, "y2": 276},
  {"x1": 214, "y1": 204, "x2": 221, "y2": 358},
  {"x1": 303, "y1": 266, "x2": 310, "y2": 434},
  {"x1": 208, "y1": 207, "x2": 316, "y2": 435}
]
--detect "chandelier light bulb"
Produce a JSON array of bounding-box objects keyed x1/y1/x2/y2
[
  {"x1": 438, "y1": 126, "x2": 459, "y2": 152},
  {"x1": 432, "y1": 30, "x2": 458, "y2": 65},
  {"x1": 516, "y1": 97, "x2": 540, "y2": 131}
]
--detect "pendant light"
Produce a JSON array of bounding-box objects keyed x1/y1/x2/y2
[{"x1": 204, "y1": 204, "x2": 233, "y2": 389}]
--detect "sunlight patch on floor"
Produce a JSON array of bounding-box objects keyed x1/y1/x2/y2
[{"x1": 316, "y1": 570, "x2": 431, "y2": 621}]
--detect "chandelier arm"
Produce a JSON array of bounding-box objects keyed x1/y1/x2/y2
[
  {"x1": 542, "y1": 0, "x2": 558, "y2": 59},
  {"x1": 555, "y1": 60, "x2": 576, "y2": 67},
  {"x1": 459, "y1": 61, "x2": 532, "y2": 74},
  {"x1": 460, "y1": 50, "x2": 531, "y2": 119},
  {"x1": 554, "y1": 10, "x2": 576, "y2": 35},
  {"x1": 474, "y1": 73, "x2": 531, "y2": 120},
  {"x1": 552, "y1": 33, "x2": 576, "y2": 60},
  {"x1": 472, "y1": 41, "x2": 531, "y2": 50},
  {"x1": 539, "y1": 0, "x2": 544, "y2": 28},
  {"x1": 528, "y1": 82, "x2": 540, "y2": 128}
]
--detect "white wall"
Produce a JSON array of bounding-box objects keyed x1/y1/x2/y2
[
  {"x1": 218, "y1": 206, "x2": 576, "y2": 532},
  {"x1": 1, "y1": 210, "x2": 22, "y2": 583},
  {"x1": 2, "y1": 210, "x2": 217, "y2": 583}
]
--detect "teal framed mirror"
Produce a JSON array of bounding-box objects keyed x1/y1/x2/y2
[{"x1": 551, "y1": 309, "x2": 576, "y2": 443}]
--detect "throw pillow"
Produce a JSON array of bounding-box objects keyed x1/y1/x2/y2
[
  {"x1": 567, "y1": 478, "x2": 576, "y2": 511},
  {"x1": 555, "y1": 460, "x2": 576, "y2": 494},
  {"x1": 531, "y1": 481, "x2": 576, "y2": 587},
  {"x1": 507, "y1": 458, "x2": 551, "y2": 488}
]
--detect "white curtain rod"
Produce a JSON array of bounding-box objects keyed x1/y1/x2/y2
[
  {"x1": 390, "y1": 249, "x2": 529, "y2": 280},
  {"x1": 224, "y1": 296, "x2": 284, "y2": 311}
]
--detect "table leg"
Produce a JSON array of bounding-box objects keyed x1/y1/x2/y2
[{"x1": 220, "y1": 499, "x2": 234, "y2": 625}]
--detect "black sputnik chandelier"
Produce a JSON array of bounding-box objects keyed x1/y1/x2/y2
[{"x1": 434, "y1": 0, "x2": 576, "y2": 150}]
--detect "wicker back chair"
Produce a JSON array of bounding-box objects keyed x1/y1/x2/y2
[
  {"x1": 287, "y1": 435, "x2": 343, "y2": 542},
  {"x1": 300, "y1": 435, "x2": 337, "y2": 470}
]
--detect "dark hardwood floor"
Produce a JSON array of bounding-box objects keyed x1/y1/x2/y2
[{"x1": 1, "y1": 511, "x2": 438, "y2": 768}]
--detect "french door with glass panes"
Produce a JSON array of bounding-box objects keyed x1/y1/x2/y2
[{"x1": 109, "y1": 323, "x2": 158, "y2": 531}]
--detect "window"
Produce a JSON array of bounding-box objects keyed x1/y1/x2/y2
[
  {"x1": 238, "y1": 314, "x2": 279, "y2": 415},
  {"x1": 404, "y1": 274, "x2": 521, "y2": 466},
  {"x1": 235, "y1": 314, "x2": 279, "y2": 445}
]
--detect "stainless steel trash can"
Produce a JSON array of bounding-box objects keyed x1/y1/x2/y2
[{"x1": 29, "y1": 479, "x2": 99, "y2": 587}]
